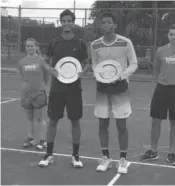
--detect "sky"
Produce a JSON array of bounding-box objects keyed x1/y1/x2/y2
[{"x1": 1, "y1": 0, "x2": 95, "y2": 26}]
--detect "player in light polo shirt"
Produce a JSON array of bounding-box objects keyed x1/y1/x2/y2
[
  {"x1": 91, "y1": 12, "x2": 138, "y2": 174},
  {"x1": 141, "y1": 24, "x2": 175, "y2": 165}
]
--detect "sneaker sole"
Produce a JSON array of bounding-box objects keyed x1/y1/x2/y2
[
  {"x1": 36, "y1": 146, "x2": 45, "y2": 150},
  {"x1": 141, "y1": 156, "x2": 159, "y2": 161},
  {"x1": 38, "y1": 160, "x2": 54, "y2": 168},
  {"x1": 117, "y1": 162, "x2": 130, "y2": 174},
  {"x1": 96, "y1": 163, "x2": 112, "y2": 172},
  {"x1": 166, "y1": 159, "x2": 175, "y2": 166},
  {"x1": 71, "y1": 162, "x2": 83, "y2": 168},
  {"x1": 117, "y1": 169, "x2": 128, "y2": 174},
  {"x1": 72, "y1": 164, "x2": 83, "y2": 168}
]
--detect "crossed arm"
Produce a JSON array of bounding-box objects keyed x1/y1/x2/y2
[{"x1": 42, "y1": 55, "x2": 58, "y2": 78}]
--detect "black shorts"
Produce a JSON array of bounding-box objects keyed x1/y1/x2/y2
[
  {"x1": 47, "y1": 91, "x2": 83, "y2": 120},
  {"x1": 150, "y1": 83, "x2": 175, "y2": 120}
]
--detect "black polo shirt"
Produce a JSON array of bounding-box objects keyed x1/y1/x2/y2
[{"x1": 46, "y1": 36, "x2": 88, "y2": 93}]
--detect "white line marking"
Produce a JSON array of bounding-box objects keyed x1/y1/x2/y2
[
  {"x1": 136, "y1": 108, "x2": 150, "y2": 111},
  {"x1": 107, "y1": 174, "x2": 121, "y2": 186},
  {"x1": 1, "y1": 97, "x2": 20, "y2": 100},
  {"x1": 0, "y1": 97, "x2": 151, "y2": 111},
  {"x1": 0, "y1": 98, "x2": 19, "y2": 104},
  {"x1": 107, "y1": 162, "x2": 131, "y2": 186},
  {"x1": 1, "y1": 147, "x2": 175, "y2": 169},
  {"x1": 1, "y1": 98, "x2": 94, "y2": 106},
  {"x1": 1, "y1": 97, "x2": 18, "y2": 99},
  {"x1": 0, "y1": 98, "x2": 151, "y2": 111}
]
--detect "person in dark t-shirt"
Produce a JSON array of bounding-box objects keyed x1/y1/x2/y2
[{"x1": 38, "y1": 9, "x2": 89, "y2": 168}]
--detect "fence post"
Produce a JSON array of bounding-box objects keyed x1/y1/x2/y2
[
  {"x1": 7, "y1": 15, "x2": 11, "y2": 60},
  {"x1": 17, "y1": 5, "x2": 21, "y2": 55},
  {"x1": 84, "y1": 9, "x2": 87, "y2": 27},
  {"x1": 153, "y1": 8, "x2": 158, "y2": 61}
]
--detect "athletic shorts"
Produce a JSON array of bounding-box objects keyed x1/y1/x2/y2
[
  {"x1": 150, "y1": 83, "x2": 175, "y2": 120},
  {"x1": 47, "y1": 91, "x2": 83, "y2": 120},
  {"x1": 21, "y1": 90, "x2": 47, "y2": 110},
  {"x1": 94, "y1": 90, "x2": 132, "y2": 119}
]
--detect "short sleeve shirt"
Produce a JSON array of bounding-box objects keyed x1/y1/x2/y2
[
  {"x1": 155, "y1": 44, "x2": 175, "y2": 85},
  {"x1": 45, "y1": 36, "x2": 88, "y2": 93},
  {"x1": 19, "y1": 55, "x2": 47, "y2": 91}
]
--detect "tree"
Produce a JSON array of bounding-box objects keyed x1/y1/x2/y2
[{"x1": 89, "y1": 1, "x2": 175, "y2": 47}]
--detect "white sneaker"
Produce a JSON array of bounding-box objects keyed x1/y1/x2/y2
[
  {"x1": 96, "y1": 156, "x2": 112, "y2": 172},
  {"x1": 38, "y1": 154, "x2": 54, "y2": 167},
  {"x1": 117, "y1": 158, "x2": 128, "y2": 174},
  {"x1": 36, "y1": 141, "x2": 47, "y2": 150},
  {"x1": 71, "y1": 156, "x2": 83, "y2": 168}
]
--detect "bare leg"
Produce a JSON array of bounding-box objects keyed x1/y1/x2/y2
[
  {"x1": 24, "y1": 109, "x2": 34, "y2": 139},
  {"x1": 35, "y1": 108, "x2": 47, "y2": 141},
  {"x1": 71, "y1": 120, "x2": 81, "y2": 156},
  {"x1": 151, "y1": 118, "x2": 162, "y2": 152},
  {"x1": 116, "y1": 118, "x2": 128, "y2": 158},
  {"x1": 169, "y1": 120, "x2": 175, "y2": 153}
]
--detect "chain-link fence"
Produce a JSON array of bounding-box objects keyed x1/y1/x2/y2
[{"x1": 1, "y1": 6, "x2": 175, "y2": 70}]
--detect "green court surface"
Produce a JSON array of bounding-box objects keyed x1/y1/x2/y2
[{"x1": 1, "y1": 74, "x2": 175, "y2": 185}]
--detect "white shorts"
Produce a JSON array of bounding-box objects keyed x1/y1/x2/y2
[{"x1": 94, "y1": 91, "x2": 132, "y2": 119}]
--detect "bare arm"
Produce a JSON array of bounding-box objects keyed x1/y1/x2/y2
[
  {"x1": 81, "y1": 58, "x2": 90, "y2": 73},
  {"x1": 90, "y1": 43, "x2": 99, "y2": 71},
  {"x1": 42, "y1": 41, "x2": 58, "y2": 77},
  {"x1": 42, "y1": 57, "x2": 58, "y2": 78},
  {"x1": 153, "y1": 48, "x2": 161, "y2": 81},
  {"x1": 78, "y1": 40, "x2": 90, "y2": 77},
  {"x1": 42, "y1": 65, "x2": 49, "y2": 85},
  {"x1": 17, "y1": 60, "x2": 23, "y2": 78},
  {"x1": 42, "y1": 55, "x2": 52, "y2": 71}
]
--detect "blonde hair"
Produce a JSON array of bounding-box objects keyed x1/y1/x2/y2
[{"x1": 25, "y1": 38, "x2": 41, "y2": 55}]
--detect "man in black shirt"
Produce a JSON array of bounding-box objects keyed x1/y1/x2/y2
[{"x1": 38, "y1": 9, "x2": 89, "y2": 168}]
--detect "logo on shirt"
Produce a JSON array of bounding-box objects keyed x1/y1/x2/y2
[
  {"x1": 24, "y1": 64, "x2": 38, "y2": 71},
  {"x1": 73, "y1": 48, "x2": 77, "y2": 52},
  {"x1": 162, "y1": 55, "x2": 175, "y2": 64}
]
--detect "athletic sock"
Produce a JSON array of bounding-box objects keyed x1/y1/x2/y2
[
  {"x1": 47, "y1": 142, "x2": 54, "y2": 155},
  {"x1": 72, "y1": 143, "x2": 80, "y2": 157},
  {"x1": 102, "y1": 148, "x2": 110, "y2": 159},
  {"x1": 120, "y1": 151, "x2": 127, "y2": 159},
  {"x1": 28, "y1": 137, "x2": 34, "y2": 141}
]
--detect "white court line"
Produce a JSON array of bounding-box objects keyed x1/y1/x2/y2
[
  {"x1": 1, "y1": 147, "x2": 175, "y2": 169},
  {"x1": 0, "y1": 98, "x2": 19, "y2": 104},
  {"x1": 0, "y1": 98, "x2": 150, "y2": 110},
  {"x1": 1, "y1": 98, "x2": 94, "y2": 106},
  {"x1": 107, "y1": 162, "x2": 131, "y2": 186},
  {"x1": 137, "y1": 108, "x2": 150, "y2": 111},
  {"x1": 107, "y1": 174, "x2": 121, "y2": 186}
]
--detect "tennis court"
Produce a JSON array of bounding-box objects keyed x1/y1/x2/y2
[{"x1": 1, "y1": 74, "x2": 175, "y2": 185}]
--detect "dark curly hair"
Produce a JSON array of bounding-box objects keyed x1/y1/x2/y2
[
  {"x1": 60, "y1": 9, "x2": 76, "y2": 23},
  {"x1": 100, "y1": 12, "x2": 116, "y2": 23}
]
